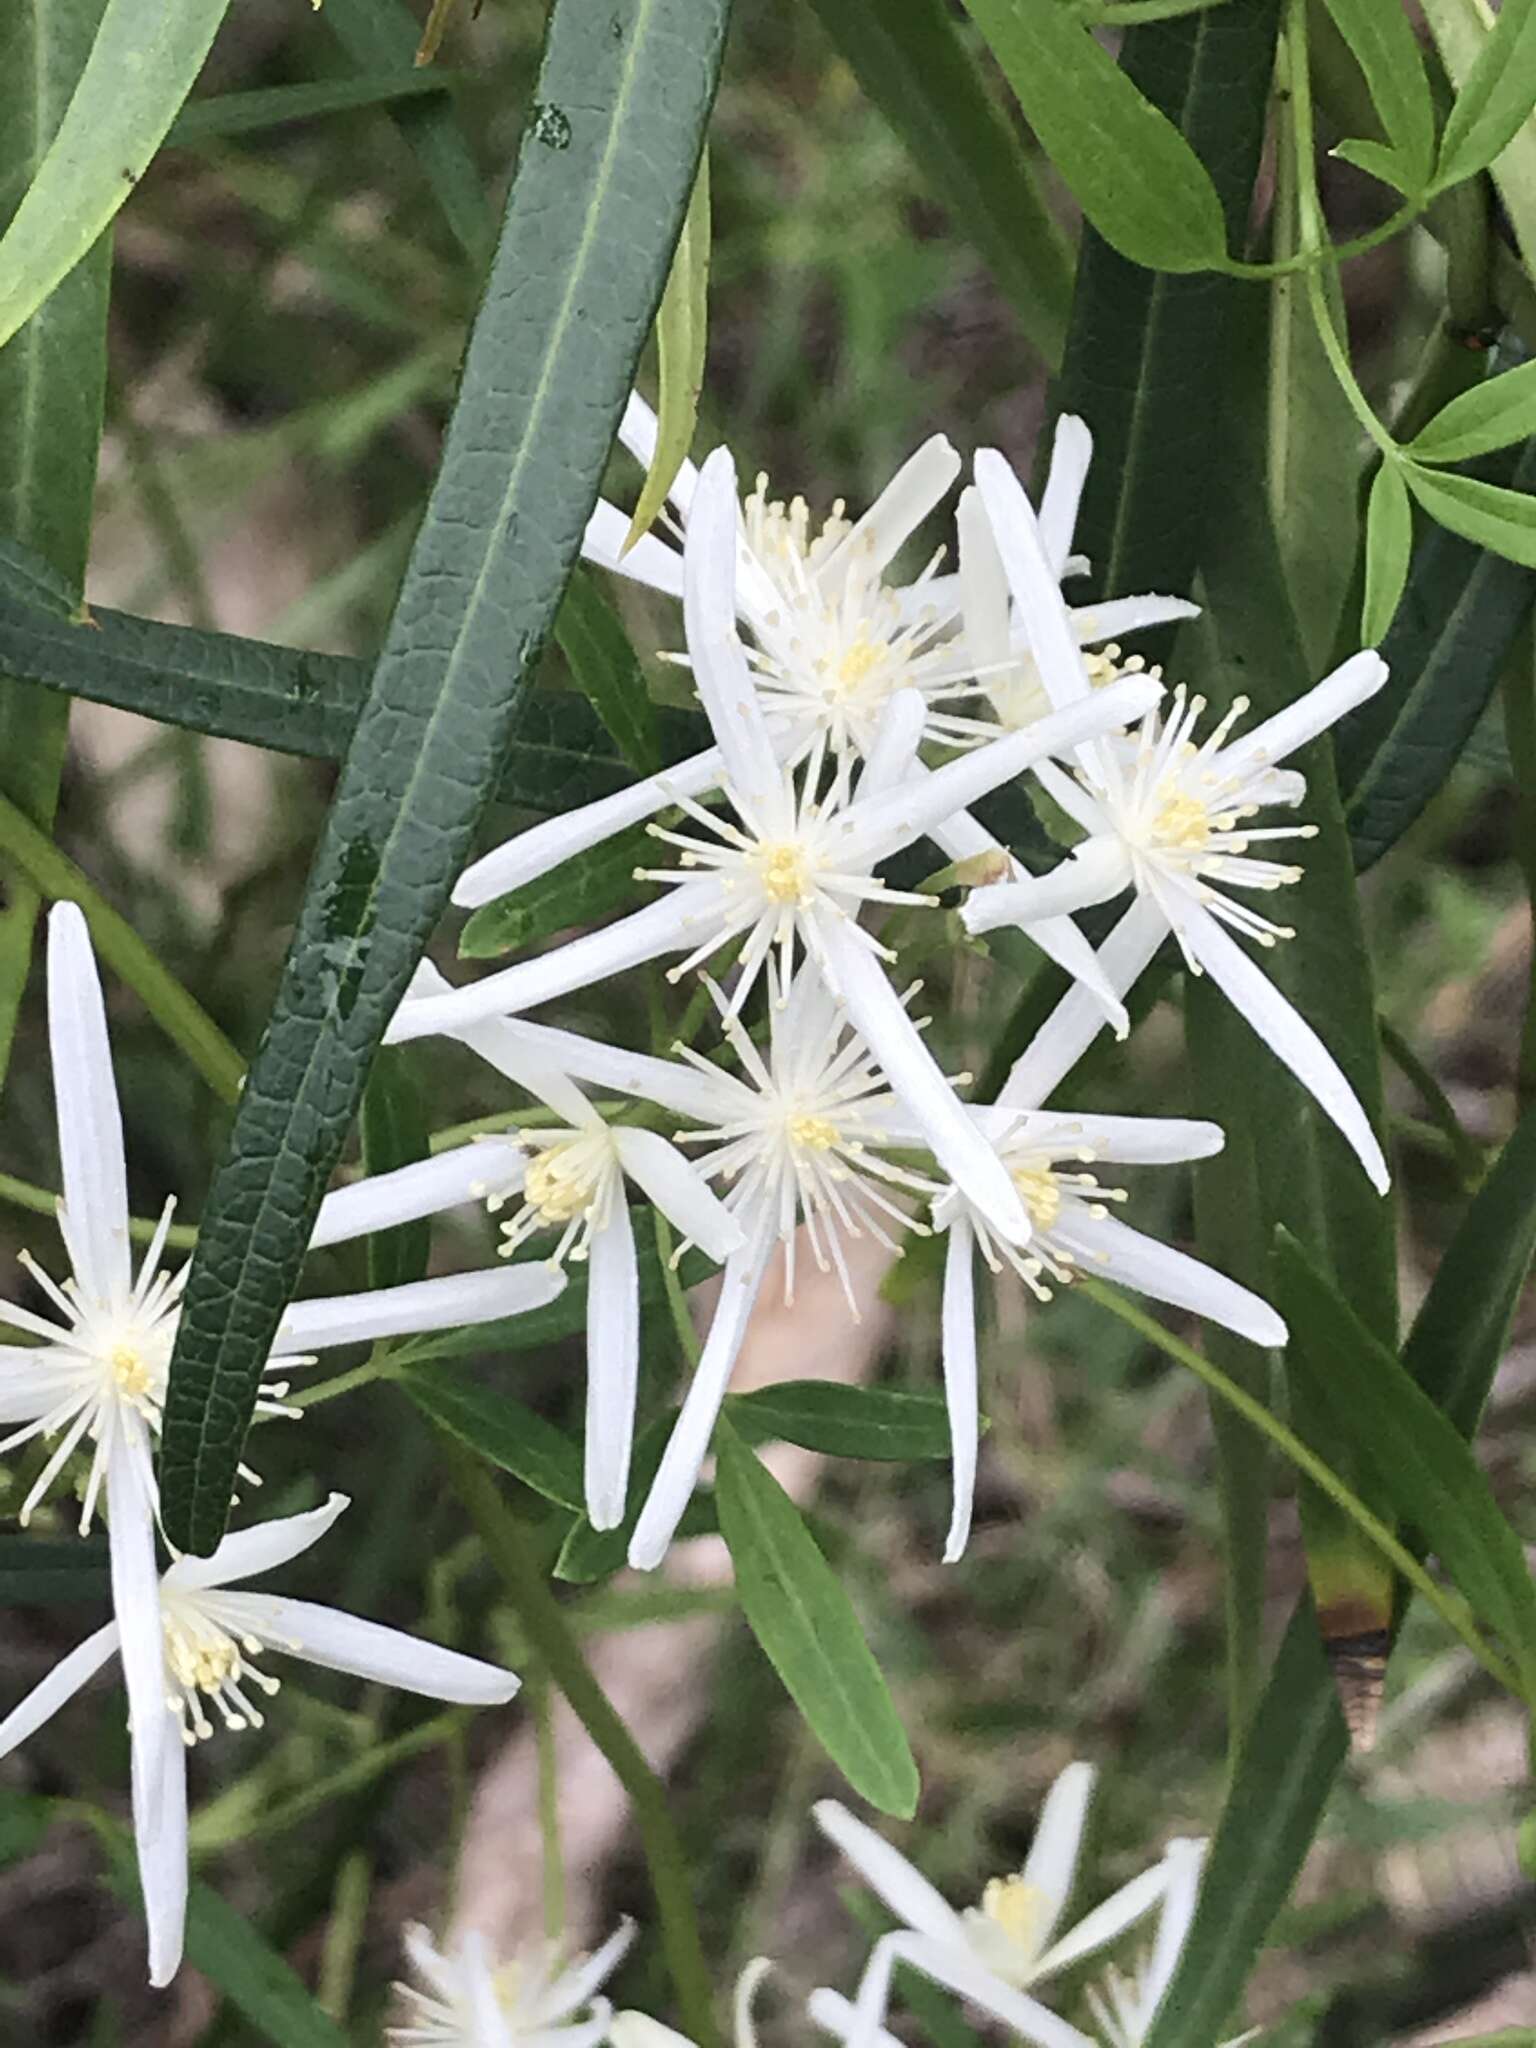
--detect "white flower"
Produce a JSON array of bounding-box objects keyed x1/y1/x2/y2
[
  {"x1": 959, "y1": 448, "x2": 1391, "y2": 1195},
  {"x1": 810, "y1": 1767, "x2": 1170, "y2": 2048},
  {"x1": 390, "y1": 450, "x2": 1163, "y2": 1249},
  {"x1": 0, "y1": 906, "x2": 565, "y2": 1572},
  {"x1": 391, "y1": 1915, "x2": 633, "y2": 2048},
  {"x1": 610, "y1": 1956, "x2": 773, "y2": 2048},
  {"x1": 0, "y1": 1494, "x2": 520, "y2": 1988},
  {"x1": 313, "y1": 970, "x2": 743, "y2": 1531},
  {"x1": 930, "y1": 1102, "x2": 1286, "y2": 1561},
  {"x1": 1078, "y1": 1839, "x2": 1255, "y2": 2048}
]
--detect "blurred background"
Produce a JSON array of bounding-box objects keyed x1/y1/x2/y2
[{"x1": 0, "y1": 1, "x2": 1532, "y2": 2041}]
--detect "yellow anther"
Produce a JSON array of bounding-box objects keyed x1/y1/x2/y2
[
  {"x1": 789, "y1": 1114, "x2": 841, "y2": 1151},
  {"x1": 1152, "y1": 790, "x2": 1212, "y2": 852},
  {"x1": 1012, "y1": 1165, "x2": 1062, "y2": 1231},
  {"x1": 980, "y1": 1875, "x2": 1046, "y2": 1953},
  {"x1": 757, "y1": 841, "x2": 813, "y2": 905},
  {"x1": 109, "y1": 1344, "x2": 154, "y2": 1398},
  {"x1": 834, "y1": 633, "x2": 883, "y2": 692},
  {"x1": 523, "y1": 1144, "x2": 596, "y2": 1226}
]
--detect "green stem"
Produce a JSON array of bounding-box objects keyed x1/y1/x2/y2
[
  {"x1": 441, "y1": 1436, "x2": 720, "y2": 2048},
  {"x1": 190, "y1": 1711, "x2": 462, "y2": 1852},
  {"x1": 0, "y1": 1170, "x2": 199, "y2": 1249},
  {"x1": 1378, "y1": 1018, "x2": 1485, "y2": 1186},
  {"x1": 289, "y1": 1348, "x2": 398, "y2": 1410},
  {"x1": 0, "y1": 789, "x2": 244, "y2": 1105},
  {"x1": 534, "y1": 1674, "x2": 567, "y2": 1942},
  {"x1": 1081, "y1": 1280, "x2": 1524, "y2": 1696},
  {"x1": 1501, "y1": 620, "x2": 1536, "y2": 1111}
]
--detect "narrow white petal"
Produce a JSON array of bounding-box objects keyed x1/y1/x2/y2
[
  {"x1": 1005, "y1": 1111, "x2": 1224, "y2": 1167},
  {"x1": 1020, "y1": 1761, "x2": 1095, "y2": 1952},
  {"x1": 612, "y1": 2020, "x2": 694, "y2": 2048},
  {"x1": 474, "y1": 1021, "x2": 741, "y2": 1125},
  {"x1": 0, "y1": 1620, "x2": 118, "y2": 1761},
  {"x1": 813, "y1": 1801, "x2": 968, "y2": 1946},
  {"x1": 1037, "y1": 416, "x2": 1093, "y2": 578},
  {"x1": 0, "y1": 1355, "x2": 75, "y2": 1423},
  {"x1": 1067, "y1": 593, "x2": 1200, "y2": 645},
  {"x1": 584, "y1": 1203, "x2": 640, "y2": 1530},
  {"x1": 807, "y1": 1987, "x2": 906, "y2": 2048},
  {"x1": 684, "y1": 449, "x2": 781, "y2": 802},
  {"x1": 612, "y1": 1127, "x2": 745, "y2": 1263},
  {"x1": 141, "y1": 1735, "x2": 189, "y2": 1988},
  {"x1": 1179, "y1": 893, "x2": 1389, "y2": 1193},
  {"x1": 542, "y1": 1916, "x2": 636, "y2": 2019},
  {"x1": 1216, "y1": 651, "x2": 1388, "y2": 783},
  {"x1": 276, "y1": 1263, "x2": 565, "y2": 1351},
  {"x1": 1060, "y1": 1210, "x2": 1287, "y2": 1348},
  {"x1": 452, "y1": 749, "x2": 724, "y2": 910},
  {"x1": 170, "y1": 1493, "x2": 350, "y2": 1593},
  {"x1": 973, "y1": 449, "x2": 1095, "y2": 714},
  {"x1": 615, "y1": 390, "x2": 701, "y2": 516},
  {"x1": 385, "y1": 886, "x2": 728, "y2": 1043},
  {"x1": 961, "y1": 837, "x2": 1133, "y2": 935},
  {"x1": 998, "y1": 899, "x2": 1169, "y2": 1110},
  {"x1": 821, "y1": 436, "x2": 960, "y2": 583},
  {"x1": 245, "y1": 1594, "x2": 520, "y2": 1703},
  {"x1": 957, "y1": 486, "x2": 1011, "y2": 668},
  {"x1": 858, "y1": 689, "x2": 928, "y2": 799},
  {"x1": 1018, "y1": 916, "x2": 1130, "y2": 1037},
  {"x1": 462, "y1": 1934, "x2": 520, "y2": 2048},
  {"x1": 1033, "y1": 1861, "x2": 1170, "y2": 1981},
  {"x1": 582, "y1": 498, "x2": 685, "y2": 599},
  {"x1": 1142, "y1": 1839, "x2": 1207, "y2": 2025},
  {"x1": 870, "y1": 1932, "x2": 1094, "y2": 2048},
  {"x1": 108, "y1": 1440, "x2": 169, "y2": 1828},
  {"x1": 821, "y1": 923, "x2": 1031, "y2": 1247},
  {"x1": 940, "y1": 1221, "x2": 979, "y2": 1565},
  {"x1": 310, "y1": 1140, "x2": 526, "y2": 1250},
  {"x1": 47, "y1": 902, "x2": 131, "y2": 1306},
  {"x1": 628, "y1": 1226, "x2": 775, "y2": 1571}
]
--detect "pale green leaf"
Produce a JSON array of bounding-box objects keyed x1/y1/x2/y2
[
  {"x1": 626, "y1": 149, "x2": 709, "y2": 552},
  {"x1": 1361, "y1": 459, "x2": 1414, "y2": 642},
  {"x1": 1409, "y1": 352, "x2": 1536, "y2": 463},
  {"x1": 1406, "y1": 461, "x2": 1536, "y2": 567},
  {"x1": 1432, "y1": 0, "x2": 1536, "y2": 193},
  {"x1": 1321, "y1": 0, "x2": 1435, "y2": 188}
]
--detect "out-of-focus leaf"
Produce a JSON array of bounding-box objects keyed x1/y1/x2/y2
[
  {"x1": 0, "y1": 1533, "x2": 110, "y2": 1603},
  {"x1": 459, "y1": 824, "x2": 655, "y2": 960},
  {"x1": 359, "y1": 1048, "x2": 432, "y2": 1292},
  {"x1": 715, "y1": 1418, "x2": 918, "y2": 1816},
  {"x1": 804, "y1": 0, "x2": 1072, "y2": 366},
  {"x1": 1361, "y1": 459, "x2": 1414, "y2": 643},
  {"x1": 1409, "y1": 353, "x2": 1536, "y2": 463},
  {"x1": 961, "y1": 0, "x2": 1228, "y2": 272},
  {"x1": 398, "y1": 1370, "x2": 585, "y2": 1511},
  {"x1": 1320, "y1": 0, "x2": 1435, "y2": 191},
  {"x1": 727, "y1": 1382, "x2": 957, "y2": 1462},
  {"x1": 1430, "y1": 0, "x2": 1536, "y2": 195},
  {"x1": 556, "y1": 569, "x2": 663, "y2": 776},
  {"x1": 626, "y1": 150, "x2": 710, "y2": 551},
  {"x1": 1407, "y1": 464, "x2": 1536, "y2": 569},
  {"x1": 168, "y1": 72, "x2": 458, "y2": 147}
]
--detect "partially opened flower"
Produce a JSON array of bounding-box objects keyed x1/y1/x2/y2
[
  {"x1": 811, "y1": 1767, "x2": 1169, "y2": 2048},
  {"x1": 0, "y1": 1494, "x2": 520, "y2": 1988},
  {"x1": 391, "y1": 1914, "x2": 633, "y2": 2048},
  {"x1": 959, "y1": 449, "x2": 1391, "y2": 1194},
  {"x1": 1079, "y1": 1839, "x2": 1254, "y2": 2048}
]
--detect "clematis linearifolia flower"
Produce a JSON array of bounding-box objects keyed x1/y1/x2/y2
[{"x1": 390, "y1": 1914, "x2": 633, "y2": 2048}]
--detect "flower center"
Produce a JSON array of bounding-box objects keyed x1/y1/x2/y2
[
  {"x1": 757, "y1": 839, "x2": 814, "y2": 905},
  {"x1": 980, "y1": 1874, "x2": 1047, "y2": 1956},
  {"x1": 523, "y1": 1143, "x2": 600, "y2": 1226},
  {"x1": 788, "y1": 1112, "x2": 841, "y2": 1151},
  {"x1": 1150, "y1": 788, "x2": 1212, "y2": 853},
  {"x1": 109, "y1": 1342, "x2": 156, "y2": 1399},
  {"x1": 832, "y1": 631, "x2": 884, "y2": 696},
  {"x1": 1012, "y1": 1164, "x2": 1063, "y2": 1231},
  {"x1": 161, "y1": 1598, "x2": 281, "y2": 1745}
]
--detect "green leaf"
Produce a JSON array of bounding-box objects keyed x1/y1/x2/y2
[
  {"x1": 727, "y1": 1381, "x2": 957, "y2": 1462},
  {"x1": 1409, "y1": 353, "x2": 1536, "y2": 463},
  {"x1": 1432, "y1": 0, "x2": 1536, "y2": 194},
  {"x1": 0, "y1": 0, "x2": 112, "y2": 1089},
  {"x1": 160, "y1": 0, "x2": 730, "y2": 1557},
  {"x1": 0, "y1": 0, "x2": 231, "y2": 352},
  {"x1": 1406, "y1": 460, "x2": 1536, "y2": 568},
  {"x1": 398, "y1": 1369, "x2": 585, "y2": 1511},
  {"x1": 715, "y1": 1419, "x2": 918, "y2": 1816},
  {"x1": 804, "y1": 0, "x2": 1072, "y2": 366},
  {"x1": 1360, "y1": 459, "x2": 1413, "y2": 643},
  {"x1": 0, "y1": 1533, "x2": 110, "y2": 1603},
  {"x1": 319, "y1": 0, "x2": 490, "y2": 265},
  {"x1": 168, "y1": 72, "x2": 458, "y2": 147},
  {"x1": 459, "y1": 823, "x2": 655, "y2": 960},
  {"x1": 555, "y1": 1407, "x2": 721, "y2": 1583},
  {"x1": 626, "y1": 149, "x2": 709, "y2": 551},
  {"x1": 557, "y1": 568, "x2": 663, "y2": 775},
  {"x1": 359, "y1": 1048, "x2": 432, "y2": 1292},
  {"x1": 961, "y1": 0, "x2": 1229, "y2": 271},
  {"x1": 1331, "y1": 136, "x2": 1420, "y2": 192},
  {"x1": 1320, "y1": 0, "x2": 1435, "y2": 190},
  {"x1": 1275, "y1": 1229, "x2": 1536, "y2": 1699}
]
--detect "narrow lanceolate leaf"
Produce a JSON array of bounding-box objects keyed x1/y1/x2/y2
[
  {"x1": 459, "y1": 823, "x2": 655, "y2": 959},
  {"x1": 0, "y1": 0, "x2": 231, "y2": 351},
  {"x1": 1360, "y1": 459, "x2": 1413, "y2": 644},
  {"x1": 398, "y1": 1370, "x2": 585, "y2": 1512},
  {"x1": 161, "y1": 0, "x2": 731, "y2": 1556},
  {"x1": 1276, "y1": 1230, "x2": 1536, "y2": 1702},
  {"x1": 804, "y1": 0, "x2": 1072, "y2": 366},
  {"x1": 0, "y1": 0, "x2": 111, "y2": 1089},
  {"x1": 626, "y1": 149, "x2": 709, "y2": 551},
  {"x1": 1407, "y1": 459, "x2": 1536, "y2": 568},
  {"x1": 555, "y1": 1406, "x2": 721, "y2": 1583},
  {"x1": 727, "y1": 1382, "x2": 958, "y2": 1462},
  {"x1": 961, "y1": 0, "x2": 1228, "y2": 271},
  {"x1": 715, "y1": 1419, "x2": 919, "y2": 1817},
  {"x1": 168, "y1": 73, "x2": 459, "y2": 148},
  {"x1": 0, "y1": 1534, "x2": 110, "y2": 1603},
  {"x1": 556, "y1": 568, "x2": 662, "y2": 775},
  {"x1": 358, "y1": 1048, "x2": 432, "y2": 1292},
  {"x1": 1320, "y1": 0, "x2": 1435, "y2": 191},
  {"x1": 1431, "y1": 0, "x2": 1536, "y2": 194},
  {"x1": 1409, "y1": 353, "x2": 1536, "y2": 464}
]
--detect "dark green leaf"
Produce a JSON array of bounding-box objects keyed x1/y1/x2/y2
[
  {"x1": 319, "y1": 0, "x2": 490, "y2": 264},
  {"x1": 460, "y1": 823, "x2": 655, "y2": 959},
  {"x1": 1360, "y1": 459, "x2": 1413, "y2": 643},
  {"x1": 1433, "y1": 0, "x2": 1536, "y2": 193},
  {"x1": 727, "y1": 1381, "x2": 957, "y2": 1461},
  {"x1": 804, "y1": 0, "x2": 1072, "y2": 366},
  {"x1": 168, "y1": 72, "x2": 458, "y2": 147},
  {"x1": 557, "y1": 568, "x2": 662, "y2": 775},
  {"x1": 0, "y1": 0, "x2": 232, "y2": 351},
  {"x1": 1409, "y1": 353, "x2": 1536, "y2": 463},
  {"x1": 1276, "y1": 1229, "x2": 1536, "y2": 1697},
  {"x1": 359, "y1": 1048, "x2": 432, "y2": 1291},
  {"x1": 715, "y1": 1419, "x2": 918, "y2": 1816},
  {"x1": 1407, "y1": 459, "x2": 1536, "y2": 568},
  {"x1": 398, "y1": 1369, "x2": 585, "y2": 1511},
  {"x1": 961, "y1": 0, "x2": 1228, "y2": 271},
  {"x1": 0, "y1": 1790, "x2": 51, "y2": 1868},
  {"x1": 0, "y1": 1532, "x2": 110, "y2": 1603},
  {"x1": 161, "y1": 0, "x2": 730, "y2": 1556},
  {"x1": 1320, "y1": 0, "x2": 1435, "y2": 190}
]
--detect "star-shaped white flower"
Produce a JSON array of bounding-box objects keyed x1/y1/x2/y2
[
  {"x1": 390, "y1": 1915, "x2": 633, "y2": 2048},
  {"x1": 809, "y1": 1766, "x2": 1170, "y2": 2048},
  {"x1": 0, "y1": 1493, "x2": 519, "y2": 1988},
  {"x1": 958, "y1": 449, "x2": 1391, "y2": 1195},
  {"x1": 929, "y1": 1101, "x2": 1286, "y2": 1560},
  {"x1": 610, "y1": 1957, "x2": 773, "y2": 2048},
  {"x1": 314, "y1": 966, "x2": 743, "y2": 1531},
  {"x1": 391, "y1": 452, "x2": 1162, "y2": 1248}
]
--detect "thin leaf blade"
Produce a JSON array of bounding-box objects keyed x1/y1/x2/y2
[{"x1": 626, "y1": 150, "x2": 710, "y2": 552}]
